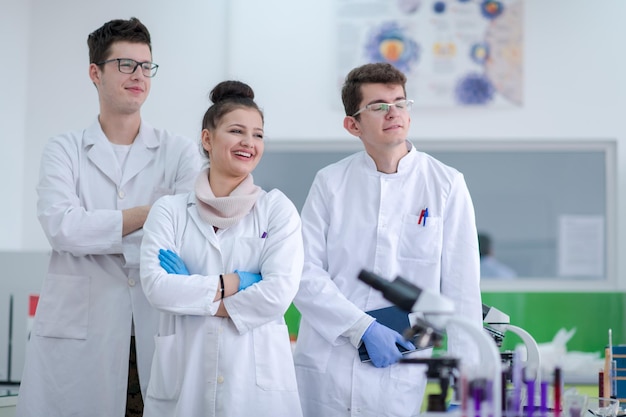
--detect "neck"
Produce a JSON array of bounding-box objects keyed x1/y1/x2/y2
[
  {"x1": 98, "y1": 112, "x2": 141, "y2": 145},
  {"x1": 367, "y1": 142, "x2": 409, "y2": 174},
  {"x1": 208, "y1": 170, "x2": 248, "y2": 197}
]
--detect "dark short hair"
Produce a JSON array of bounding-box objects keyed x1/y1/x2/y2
[
  {"x1": 341, "y1": 63, "x2": 407, "y2": 118},
  {"x1": 201, "y1": 80, "x2": 263, "y2": 159},
  {"x1": 87, "y1": 17, "x2": 151, "y2": 65}
]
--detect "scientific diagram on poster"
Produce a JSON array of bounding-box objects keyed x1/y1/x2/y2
[{"x1": 335, "y1": 0, "x2": 523, "y2": 108}]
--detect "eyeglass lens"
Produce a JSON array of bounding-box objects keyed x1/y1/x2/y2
[
  {"x1": 118, "y1": 59, "x2": 158, "y2": 77},
  {"x1": 373, "y1": 100, "x2": 411, "y2": 112}
]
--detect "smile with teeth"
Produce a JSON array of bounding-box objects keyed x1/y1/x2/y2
[{"x1": 234, "y1": 151, "x2": 252, "y2": 158}]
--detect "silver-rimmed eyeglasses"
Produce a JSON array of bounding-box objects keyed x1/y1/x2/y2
[
  {"x1": 96, "y1": 58, "x2": 159, "y2": 78},
  {"x1": 352, "y1": 99, "x2": 414, "y2": 117}
]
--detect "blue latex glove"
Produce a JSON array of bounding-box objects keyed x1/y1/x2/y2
[
  {"x1": 235, "y1": 270, "x2": 262, "y2": 291},
  {"x1": 361, "y1": 321, "x2": 416, "y2": 368},
  {"x1": 158, "y1": 249, "x2": 189, "y2": 275}
]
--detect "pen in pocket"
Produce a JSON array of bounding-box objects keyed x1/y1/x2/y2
[{"x1": 418, "y1": 208, "x2": 429, "y2": 226}]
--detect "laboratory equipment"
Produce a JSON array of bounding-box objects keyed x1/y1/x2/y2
[
  {"x1": 406, "y1": 357, "x2": 460, "y2": 412},
  {"x1": 482, "y1": 303, "x2": 542, "y2": 383},
  {"x1": 1, "y1": 294, "x2": 19, "y2": 386},
  {"x1": 587, "y1": 397, "x2": 620, "y2": 417},
  {"x1": 483, "y1": 303, "x2": 543, "y2": 415},
  {"x1": 357, "y1": 270, "x2": 503, "y2": 417}
]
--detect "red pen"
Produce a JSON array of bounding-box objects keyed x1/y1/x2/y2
[{"x1": 418, "y1": 210, "x2": 425, "y2": 225}]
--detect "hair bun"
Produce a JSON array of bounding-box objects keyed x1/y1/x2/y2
[{"x1": 210, "y1": 80, "x2": 255, "y2": 104}]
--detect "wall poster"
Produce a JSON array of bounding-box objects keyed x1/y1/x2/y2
[{"x1": 336, "y1": 0, "x2": 523, "y2": 108}]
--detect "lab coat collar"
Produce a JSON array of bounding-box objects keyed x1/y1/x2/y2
[
  {"x1": 83, "y1": 118, "x2": 158, "y2": 147},
  {"x1": 83, "y1": 119, "x2": 120, "y2": 185},
  {"x1": 186, "y1": 192, "x2": 220, "y2": 247},
  {"x1": 398, "y1": 141, "x2": 418, "y2": 172},
  {"x1": 83, "y1": 118, "x2": 160, "y2": 187},
  {"x1": 120, "y1": 122, "x2": 159, "y2": 186},
  {"x1": 361, "y1": 140, "x2": 418, "y2": 176}
]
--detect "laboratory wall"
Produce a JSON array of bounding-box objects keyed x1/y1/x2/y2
[
  {"x1": 1, "y1": 0, "x2": 626, "y2": 381},
  {"x1": 1, "y1": 0, "x2": 625, "y2": 254}
]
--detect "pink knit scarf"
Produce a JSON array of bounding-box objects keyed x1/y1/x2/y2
[{"x1": 194, "y1": 168, "x2": 261, "y2": 229}]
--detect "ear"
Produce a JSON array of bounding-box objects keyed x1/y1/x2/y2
[
  {"x1": 89, "y1": 63, "x2": 101, "y2": 85},
  {"x1": 343, "y1": 116, "x2": 361, "y2": 138},
  {"x1": 201, "y1": 129, "x2": 212, "y2": 153}
]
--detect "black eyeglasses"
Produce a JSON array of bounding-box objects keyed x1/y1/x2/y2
[{"x1": 96, "y1": 58, "x2": 159, "y2": 78}]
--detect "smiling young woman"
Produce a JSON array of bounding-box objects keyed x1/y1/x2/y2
[{"x1": 139, "y1": 80, "x2": 304, "y2": 417}]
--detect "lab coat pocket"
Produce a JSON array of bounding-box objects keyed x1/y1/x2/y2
[
  {"x1": 253, "y1": 323, "x2": 298, "y2": 391},
  {"x1": 230, "y1": 237, "x2": 264, "y2": 272},
  {"x1": 146, "y1": 333, "x2": 182, "y2": 400},
  {"x1": 398, "y1": 214, "x2": 442, "y2": 263},
  {"x1": 34, "y1": 273, "x2": 90, "y2": 340}
]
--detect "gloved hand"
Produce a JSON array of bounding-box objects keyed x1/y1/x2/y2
[
  {"x1": 361, "y1": 321, "x2": 416, "y2": 368},
  {"x1": 158, "y1": 249, "x2": 190, "y2": 275},
  {"x1": 235, "y1": 270, "x2": 262, "y2": 291}
]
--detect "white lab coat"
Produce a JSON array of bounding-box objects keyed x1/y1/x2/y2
[
  {"x1": 139, "y1": 188, "x2": 304, "y2": 417},
  {"x1": 293, "y1": 143, "x2": 483, "y2": 417},
  {"x1": 16, "y1": 119, "x2": 201, "y2": 417}
]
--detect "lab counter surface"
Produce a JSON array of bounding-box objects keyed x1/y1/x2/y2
[
  {"x1": 0, "y1": 383, "x2": 598, "y2": 417},
  {"x1": 0, "y1": 384, "x2": 599, "y2": 416}
]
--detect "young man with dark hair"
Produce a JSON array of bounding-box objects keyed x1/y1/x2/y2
[
  {"x1": 293, "y1": 62, "x2": 483, "y2": 416},
  {"x1": 16, "y1": 17, "x2": 201, "y2": 417}
]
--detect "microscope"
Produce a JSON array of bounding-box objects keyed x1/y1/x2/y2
[
  {"x1": 482, "y1": 304, "x2": 541, "y2": 383},
  {"x1": 482, "y1": 303, "x2": 542, "y2": 412},
  {"x1": 358, "y1": 270, "x2": 503, "y2": 417}
]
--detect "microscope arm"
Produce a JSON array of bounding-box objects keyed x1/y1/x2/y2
[
  {"x1": 446, "y1": 315, "x2": 503, "y2": 417},
  {"x1": 482, "y1": 303, "x2": 541, "y2": 384},
  {"x1": 506, "y1": 324, "x2": 541, "y2": 383}
]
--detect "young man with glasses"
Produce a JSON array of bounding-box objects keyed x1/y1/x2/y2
[
  {"x1": 16, "y1": 17, "x2": 201, "y2": 417},
  {"x1": 293, "y1": 62, "x2": 482, "y2": 416}
]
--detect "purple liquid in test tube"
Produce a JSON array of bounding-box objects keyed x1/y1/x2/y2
[
  {"x1": 540, "y1": 381, "x2": 548, "y2": 417},
  {"x1": 526, "y1": 380, "x2": 535, "y2": 417},
  {"x1": 474, "y1": 385, "x2": 482, "y2": 417}
]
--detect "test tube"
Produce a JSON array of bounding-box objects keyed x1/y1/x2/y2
[
  {"x1": 554, "y1": 367, "x2": 562, "y2": 417},
  {"x1": 526, "y1": 380, "x2": 535, "y2": 417},
  {"x1": 599, "y1": 370, "x2": 604, "y2": 398},
  {"x1": 512, "y1": 348, "x2": 523, "y2": 416},
  {"x1": 540, "y1": 381, "x2": 548, "y2": 417},
  {"x1": 611, "y1": 359, "x2": 617, "y2": 399}
]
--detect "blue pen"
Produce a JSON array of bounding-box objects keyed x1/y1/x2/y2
[{"x1": 423, "y1": 208, "x2": 428, "y2": 227}]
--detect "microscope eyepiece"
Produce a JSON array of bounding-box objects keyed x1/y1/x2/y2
[{"x1": 358, "y1": 269, "x2": 422, "y2": 312}]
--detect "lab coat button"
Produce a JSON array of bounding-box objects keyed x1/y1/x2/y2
[
  {"x1": 118, "y1": 189, "x2": 125, "y2": 199},
  {"x1": 217, "y1": 376, "x2": 224, "y2": 384},
  {"x1": 128, "y1": 278, "x2": 136, "y2": 286}
]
